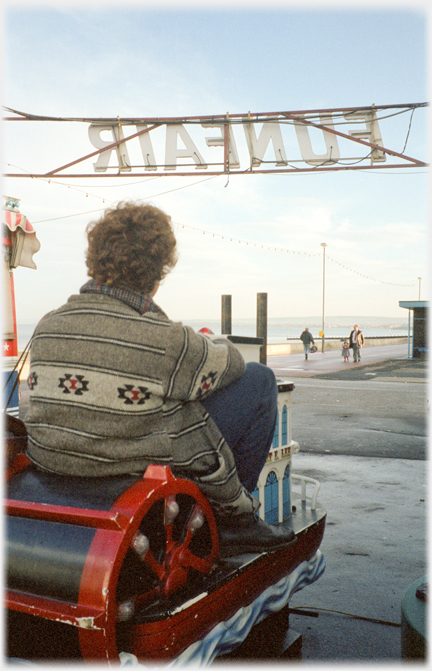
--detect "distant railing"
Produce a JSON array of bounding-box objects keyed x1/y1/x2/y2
[{"x1": 286, "y1": 335, "x2": 408, "y2": 341}]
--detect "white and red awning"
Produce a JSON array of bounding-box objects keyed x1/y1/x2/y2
[
  {"x1": 3, "y1": 208, "x2": 41, "y2": 269},
  {"x1": 3, "y1": 210, "x2": 35, "y2": 234}
]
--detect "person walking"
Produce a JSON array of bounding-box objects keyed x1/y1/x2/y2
[
  {"x1": 300, "y1": 328, "x2": 315, "y2": 360},
  {"x1": 349, "y1": 324, "x2": 365, "y2": 362}
]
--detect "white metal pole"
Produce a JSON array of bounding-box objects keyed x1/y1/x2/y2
[
  {"x1": 407, "y1": 309, "x2": 411, "y2": 358},
  {"x1": 320, "y1": 243, "x2": 328, "y2": 353}
]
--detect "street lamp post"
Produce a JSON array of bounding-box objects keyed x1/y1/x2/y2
[
  {"x1": 320, "y1": 243, "x2": 328, "y2": 353},
  {"x1": 417, "y1": 277, "x2": 422, "y2": 300}
]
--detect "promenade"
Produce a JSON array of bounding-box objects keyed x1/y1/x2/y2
[
  {"x1": 266, "y1": 344, "x2": 428, "y2": 662},
  {"x1": 268, "y1": 341, "x2": 413, "y2": 379}
]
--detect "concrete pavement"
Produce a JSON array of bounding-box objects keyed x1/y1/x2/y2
[
  {"x1": 268, "y1": 342, "x2": 413, "y2": 379},
  {"x1": 287, "y1": 452, "x2": 426, "y2": 662},
  {"x1": 265, "y1": 345, "x2": 428, "y2": 663}
]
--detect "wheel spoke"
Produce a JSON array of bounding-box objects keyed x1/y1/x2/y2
[
  {"x1": 144, "y1": 548, "x2": 165, "y2": 580},
  {"x1": 180, "y1": 548, "x2": 213, "y2": 573},
  {"x1": 117, "y1": 491, "x2": 217, "y2": 616}
]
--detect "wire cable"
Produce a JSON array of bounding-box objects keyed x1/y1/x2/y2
[
  {"x1": 290, "y1": 605, "x2": 401, "y2": 628},
  {"x1": 22, "y1": 175, "x2": 223, "y2": 223}
]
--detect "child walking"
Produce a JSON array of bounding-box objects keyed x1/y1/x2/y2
[{"x1": 342, "y1": 340, "x2": 350, "y2": 362}]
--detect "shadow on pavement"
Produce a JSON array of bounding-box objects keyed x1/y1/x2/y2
[{"x1": 311, "y1": 357, "x2": 427, "y2": 382}]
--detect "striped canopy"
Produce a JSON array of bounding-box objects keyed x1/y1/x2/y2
[{"x1": 3, "y1": 208, "x2": 41, "y2": 269}]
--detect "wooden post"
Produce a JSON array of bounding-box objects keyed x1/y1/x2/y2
[
  {"x1": 256, "y1": 293, "x2": 267, "y2": 365},
  {"x1": 221, "y1": 295, "x2": 232, "y2": 334}
]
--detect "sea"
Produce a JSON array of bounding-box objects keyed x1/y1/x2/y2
[{"x1": 16, "y1": 321, "x2": 409, "y2": 350}]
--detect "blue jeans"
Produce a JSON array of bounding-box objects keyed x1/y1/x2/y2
[{"x1": 201, "y1": 362, "x2": 278, "y2": 492}]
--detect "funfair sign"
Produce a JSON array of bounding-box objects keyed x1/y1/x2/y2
[{"x1": 4, "y1": 104, "x2": 427, "y2": 178}]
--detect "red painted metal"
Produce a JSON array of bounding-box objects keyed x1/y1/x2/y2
[
  {"x1": 130, "y1": 516, "x2": 325, "y2": 661},
  {"x1": 5, "y1": 273, "x2": 18, "y2": 357},
  {"x1": 6, "y1": 590, "x2": 106, "y2": 627},
  {"x1": 6, "y1": 452, "x2": 31, "y2": 480},
  {"x1": 4, "y1": 161, "x2": 426, "y2": 180},
  {"x1": 5, "y1": 498, "x2": 130, "y2": 530},
  {"x1": 280, "y1": 111, "x2": 424, "y2": 166},
  {"x1": 3, "y1": 102, "x2": 427, "y2": 124},
  {"x1": 5, "y1": 422, "x2": 324, "y2": 665},
  {"x1": 6, "y1": 460, "x2": 220, "y2": 663},
  {"x1": 43, "y1": 123, "x2": 161, "y2": 177}
]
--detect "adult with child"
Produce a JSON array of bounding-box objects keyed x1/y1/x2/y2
[
  {"x1": 24, "y1": 201, "x2": 294, "y2": 557},
  {"x1": 349, "y1": 324, "x2": 365, "y2": 362}
]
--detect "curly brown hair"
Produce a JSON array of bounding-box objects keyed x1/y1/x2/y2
[{"x1": 85, "y1": 201, "x2": 178, "y2": 293}]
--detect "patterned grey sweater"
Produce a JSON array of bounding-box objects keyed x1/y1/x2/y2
[{"x1": 25, "y1": 290, "x2": 258, "y2": 517}]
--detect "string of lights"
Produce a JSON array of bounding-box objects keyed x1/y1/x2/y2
[
  {"x1": 4, "y1": 163, "x2": 112, "y2": 205},
  {"x1": 176, "y1": 221, "x2": 321, "y2": 257},
  {"x1": 176, "y1": 222, "x2": 415, "y2": 287},
  {"x1": 325, "y1": 254, "x2": 414, "y2": 287},
  {"x1": 4, "y1": 162, "x2": 222, "y2": 214},
  {"x1": 5, "y1": 162, "x2": 415, "y2": 288}
]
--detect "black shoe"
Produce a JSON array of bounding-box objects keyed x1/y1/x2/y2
[{"x1": 217, "y1": 514, "x2": 296, "y2": 558}]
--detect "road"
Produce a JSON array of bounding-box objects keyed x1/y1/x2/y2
[{"x1": 267, "y1": 344, "x2": 427, "y2": 461}]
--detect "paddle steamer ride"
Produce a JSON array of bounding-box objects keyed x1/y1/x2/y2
[{"x1": 4, "y1": 197, "x2": 326, "y2": 665}]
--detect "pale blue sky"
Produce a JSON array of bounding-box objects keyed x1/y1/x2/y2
[{"x1": 2, "y1": 1, "x2": 429, "y2": 327}]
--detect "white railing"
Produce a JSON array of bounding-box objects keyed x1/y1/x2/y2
[{"x1": 290, "y1": 474, "x2": 321, "y2": 511}]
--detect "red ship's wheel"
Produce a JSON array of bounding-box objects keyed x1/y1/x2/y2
[{"x1": 115, "y1": 488, "x2": 219, "y2": 631}]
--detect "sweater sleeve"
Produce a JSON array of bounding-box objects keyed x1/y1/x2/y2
[{"x1": 164, "y1": 324, "x2": 246, "y2": 401}]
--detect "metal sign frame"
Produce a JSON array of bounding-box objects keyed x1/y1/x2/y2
[{"x1": 3, "y1": 103, "x2": 428, "y2": 178}]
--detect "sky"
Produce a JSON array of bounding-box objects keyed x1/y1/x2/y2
[{"x1": 2, "y1": 0, "x2": 429, "y2": 331}]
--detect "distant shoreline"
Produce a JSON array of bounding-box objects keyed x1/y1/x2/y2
[{"x1": 15, "y1": 322, "x2": 409, "y2": 350}]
